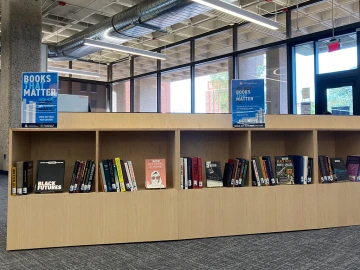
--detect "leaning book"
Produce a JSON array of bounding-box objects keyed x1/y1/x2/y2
[
  {"x1": 35, "y1": 160, "x2": 65, "y2": 193},
  {"x1": 145, "y1": 159, "x2": 166, "y2": 189}
]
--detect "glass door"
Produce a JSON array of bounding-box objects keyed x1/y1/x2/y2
[
  {"x1": 326, "y1": 85, "x2": 353, "y2": 115},
  {"x1": 317, "y1": 79, "x2": 356, "y2": 115}
]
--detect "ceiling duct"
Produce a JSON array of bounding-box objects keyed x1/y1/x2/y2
[{"x1": 48, "y1": 0, "x2": 212, "y2": 61}]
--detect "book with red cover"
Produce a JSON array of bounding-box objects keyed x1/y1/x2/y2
[
  {"x1": 198, "y1": 157, "x2": 203, "y2": 188},
  {"x1": 192, "y1": 157, "x2": 198, "y2": 189},
  {"x1": 228, "y1": 159, "x2": 238, "y2": 187},
  {"x1": 145, "y1": 159, "x2": 166, "y2": 189}
]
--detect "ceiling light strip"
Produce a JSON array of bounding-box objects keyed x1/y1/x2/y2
[
  {"x1": 83, "y1": 39, "x2": 167, "y2": 60},
  {"x1": 192, "y1": 0, "x2": 279, "y2": 30},
  {"x1": 47, "y1": 67, "x2": 101, "y2": 78}
]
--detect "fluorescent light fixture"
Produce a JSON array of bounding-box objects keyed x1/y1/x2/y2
[
  {"x1": 192, "y1": 0, "x2": 279, "y2": 30},
  {"x1": 84, "y1": 39, "x2": 167, "y2": 60},
  {"x1": 47, "y1": 67, "x2": 101, "y2": 78}
]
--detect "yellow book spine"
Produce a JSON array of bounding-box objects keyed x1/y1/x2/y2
[
  {"x1": 114, "y1": 157, "x2": 126, "y2": 192},
  {"x1": 11, "y1": 167, "x2": 16, "y2": 196}
]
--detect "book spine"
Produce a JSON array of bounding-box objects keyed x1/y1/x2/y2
[
  {"x1": 227, "y1": 159, "x2": 235, "y2": 187},
  {"x1": 180, "y1": 158, "x2": 184, "y2": 189},
  {"x1": 99, "y1": 162, "x2": 107, "y2": 192},
  {"x1": 80, "y1": 160, "x2": 90, "y2": 193},
  {"x1": 308, "y1": 158, "x2": 313, "y2": 184},
  {"x1": 11, "y1": 167, "x2": 16, "y2": 196},
  {"x1": 251, "y1": 159, "x2": 261, "y2": 187},
  {"x1": 124, "y1": 162, "x2": 133, "y2": 191},
  {"x1": 120, "y1": 160, "x2": 131, "y2": 192},
  {"x1": 108, "y1": 159, "x2": 116, "y2": 191},
  {"x1": 16, "y1": 162, "x2": 23, "y2": 195},
  {"x1": 73, "y1": 161, "x2": 83, "y2": 192},
  {"x1": 87, "y1": 161, "x2": 95, "y2": 192},
  {"x1": 69, "y1": 160, "x2": 79, "y2": 193},
  {"x1": 262, "y1": 160, "x2": 270, "y2": 186},
  {"x1": 184, "y1": 158, "x2": 188, "y2": 189},
  {"x1": 114, "y1": 158, "x2": 126, "y2": 192},
  {"x1": 102, "y1": 160, "x2": 113, "y2": 192},
  {"x1": 322, "y1": 155, "x2": 331, "y2": 183},
  {"x1": 192, "y1": 157, "x2": 198, "y2": 189},
  {"x1": 84, "y1": 160, "x2": 93, "y2": 191},
  {"x1": 235, "y1": 159, "x2": 242, "y2": 187},
  {"x1": 318, "y1": 156, "x2": 327, "y2": 183},
  {"x1": 127, "y1": 161, "x2": 138, "y2": 191},
  {"x1": 187, "y1": 157, "x2": 192, "y2": 189},
  {"x1": 23, "y1": 162, "x2": 28, "y2": 195},
  {"x1": 112, "y1": 164, "x2": 120, "y2": 192},
  {"x1": 326, "y1": 156, "x2": 334, "y2": 182},
  {"x1": 98, "y1": 164, "x2": 104, "y2": 192},
  {"x1": 255, "y1": 158, "x2": 265, "y2": 186},
  {"x1": 198, "y1": 157, "x2": 203, "y2": 189},
  {"x1": 264, "y1": 157, "x2": 275, "y2": 186},
  {"x1": 242, "y1": 160, "x2": 248, "y2": 187},
  {"x1": 27, "y1": 161, "x2": 34, "y2": 194}
]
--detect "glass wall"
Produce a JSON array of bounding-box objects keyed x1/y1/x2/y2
[
  {"x1": 161, "y1": 42, "x2": 190, "y2": 69},
  {"x1": 195, "y1": 30, "x2": 232, "y2": 61},
  {"x1": 238, "y1": 46, "x2": 288, "y2": 114},
  {"x1": 195, "y1": 58, "x2": 230, "y2": 113},
  {"x1": 295, "y1": 42, "x2": 315, "y2": 114},
  {"x1": 59, "y1": 79, "x2": 107, "y2": 112},
  {"x1": 113, "y1": 59, "x2": 130, "y2": 81},
  {"x1": 318, "y1": 33, "x2": 357, "y2": 74},
  {"x1": 134, "y1": 75, "x2": 157, "y2": 112},
  {"x1": 161, "y1": 68, "x2": 191, "y2": 113},
  {"x1": 134, "y1": 56, "x2": 157, "y2": 76},
  {"x1": 112, "y1": 81, "x2": 130, "y2": 112},
  {"x1": 72, "y1": 60, "x2": 108, "y2": 81}
]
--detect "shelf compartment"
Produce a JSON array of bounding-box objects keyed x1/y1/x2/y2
[
  {"x1": 98, "y1": 130, "x2": 177, "y2": 190},
  {"x1": 10, "y1": 130, "x2": 96, "y2": 193},
  {"x1": 180, "y1": 130, "x2": 250, "y2": 187}
]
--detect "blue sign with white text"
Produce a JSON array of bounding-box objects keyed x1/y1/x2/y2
[
  {"x1": 232, "y1": 79, "x2": 265, "y2": 128},
  {"x1": 21, "y1": 72, "x2": 58, "y2": 128}
]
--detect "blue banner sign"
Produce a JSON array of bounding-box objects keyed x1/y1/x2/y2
[
  {"x1": 21, "y1": 72, "x2": 58, "y2": 128},
  {"x1": 232, "y1": 79, "x2": 265, "y2": 128}
]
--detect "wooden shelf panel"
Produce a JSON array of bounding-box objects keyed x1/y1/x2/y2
[
  {"x1": 180, "y1": 130, "x2": 251, "y2": 187},
  {"x1": 10, "y1": 131, "x2": 96, "y2": 193},
  {"x1": 7, "y1": 189, "x2": 178, "y2": 250},
  {"x1": 99, "y1": 131, "x2": 176, "y2": 190}
]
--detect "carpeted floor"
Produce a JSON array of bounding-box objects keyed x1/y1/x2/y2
[{"x1": 0, "y1": 174, "x2": 360, "y2": 269}]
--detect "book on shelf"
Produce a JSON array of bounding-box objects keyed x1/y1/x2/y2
[
  {"x1": 330, "y1": 157, "x2": 349, "y2": 182},
  {"x1": 69, "y1": 160, "x2": 95, "y2": 193},
  {"x1": 127, "y1": 161, "x2": 138, "y2": 191},
  {"x1": 35, "y1": 160, "x2": 65, "y2": 193},
  {"x1": 181, "y1": 157, "x2": 203, "y2": 189},
  {"x1": 15, "y1": 161, "x2": 34, "y2": 195},
  {"x1": 11, "y1": 167, "x2": 16, "y2": 196},
  {"x1": 198, "y1": 157, "x2": 203, "y2": 188},
  {"x1": 205, "y1": 161, "x2": 223, "y2": 188},
  {"x1": 346, "y1": 155, "x2": 360, "y2": 182},
  {"x1": 275, "y1": 156, "x2": 294, "y2": 185},
  {"x1": 145, "y1": 159, "x2": 166, "y2": 189},
  {"x1": 192, "y1": 157, "x2": 199, "y2": 189},
  {"x1": 262, "y1": 156, "x2": 275, "y2": 186},
  {"x1": 307, "y1": 158, "x2": 313, "y2": 184},
  {"x1": 222, "y1": 163, "x2": 234, "y2": 187}
]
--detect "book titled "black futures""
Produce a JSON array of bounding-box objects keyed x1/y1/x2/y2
[{"x1": 35, "y1": 160, "x2": 65, "y2": 193}]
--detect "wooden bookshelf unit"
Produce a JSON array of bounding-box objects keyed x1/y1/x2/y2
[{"x1": 7, "y1": 113, "x2": 360, "y2": 250}]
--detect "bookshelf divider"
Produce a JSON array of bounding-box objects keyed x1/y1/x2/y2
[{"x1": 6, "y1": 114, "x2": 360, "y2": 250}]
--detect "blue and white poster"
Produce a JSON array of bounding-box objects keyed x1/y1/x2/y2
[
  {"x1": 232, "y1": 79, "x2": 265, "y2": 128},
  {"x1": 21, "y1": 72, "x2": 58, "y2": 128}
]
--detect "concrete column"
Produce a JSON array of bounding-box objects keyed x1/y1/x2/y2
[
  {"x1": 266, "y1": 47, "x2": 288, "y2": 114},
  {"x1": 0, "y1": 0, "x2": 42, "y2": 171}
]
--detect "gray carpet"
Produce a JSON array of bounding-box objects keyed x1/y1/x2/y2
[{"x1": 0, "y1": 175, "x2": 360, "y2": 270}]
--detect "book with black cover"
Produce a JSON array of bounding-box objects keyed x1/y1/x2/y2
[
  {"x1": 102, "y1": 160, "x2": 113, "y2": 192},
  {"x1": 241, "y1": 159, "x2": 249, "y2": 187},
  {"x1": 331, "y1": 157, "x2": 349, "y2": 181},
  {"x1": 108, "y1": 159, "x2": 116, "y2": 191},
  {"x1": 318, "y1": 155, "x2": 328, "y2": 183},
  {"x1": 205, "y1": 161, "x2": 223, "y2": 187},
  {"x1": 35, "y1": 160, "x2": 65, "y2": 193},
  {"x1": 23, "y1": 161, "x2": 34, "y2": 194},
  {"x1": 289, "y1": 155, "x2": 304, "y2": 185},
  {"x1": 307, "y1": 158, "x2": 313, "y2": 184},
  {"x1": 222, "y1": 163, "x2": 234, "y2": 187},
  {"x1": 262, "y1": 156, "x2": 275, "y2": 185},
  {"x1": 186, "y1": 157, "x2": 192, "y2": 189}
]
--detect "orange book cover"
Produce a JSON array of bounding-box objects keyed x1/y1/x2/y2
[{"x1": 145, "y1": 159, "x2": 166, "y2": 189}]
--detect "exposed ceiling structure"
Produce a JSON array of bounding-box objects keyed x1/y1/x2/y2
[{"x1": 41, "y1": 0, "x2": 359, "y2": 81}]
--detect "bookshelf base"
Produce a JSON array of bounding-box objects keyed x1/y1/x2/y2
[{"x1": 7, "y1": 183, "x2": 360, "y2": 250}]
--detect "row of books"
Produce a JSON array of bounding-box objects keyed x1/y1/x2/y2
[
  {"x1": 12, "y1": 160, "x2": 65, "y2": 195},
  {"x1": 252, "y1": 155, "x2": 313, "y2": 186},
  {"x1": 98, "y1": 158, "x2": 138, "y2": 192},
  {"x1": 319, "y1": 155, "x2": 360, "y2": 183},
  {"x1": 69, "y1": 160, "x2": 96, "y2": 193},
  {"x1": 180, "y1": 158, "x2": 249, "y2": 189}
]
